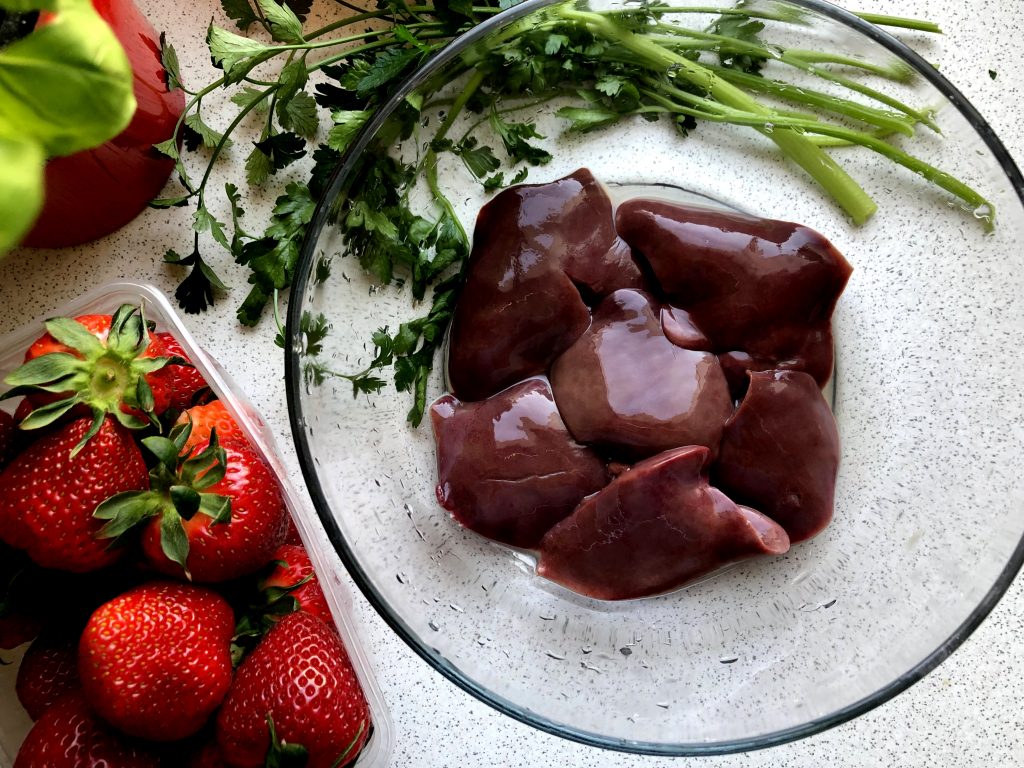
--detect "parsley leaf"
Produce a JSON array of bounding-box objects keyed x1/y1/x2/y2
[{"x1": 253, "y1": 132, "x2": 306, "y2": 172}]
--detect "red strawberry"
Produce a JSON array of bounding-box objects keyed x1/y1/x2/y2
[
  {"x1": 151, "y1": 332, "x2": 210, "y2": 411},
  {"x1": 96, "y1": 422, "x2": 289, "y2": 582},
  {"x1": 216, "y1": 611, "x2": 370, "y2": 768},
  {"x1": 263, "y1": 544, "x2": 334, "y2": 628},
  {"x1": 6, "y1": 305, "x2": 171, "y2": 446},
  {"x1": 186, "y1": 737, "x2": 230, "y2": 768},
  {"x1": 0, "y1": 612, "x2": 42, "y2": 651},
  {"x1": 283, "y1": 517, "x2": 302, "y2": 546},
  {"x1": 17, "y1": 631, "x2": 80, "y2": 720},
  {"x1": 0, "y1": 417, "x2": 148, "y2": 571},
  {"x1": 175, "y1": 400, "x2": 244, "y2": 451},
  {"x1": 79, "y1": 581, "x2": 235, "y2": 742},
  {"x1": 0, "y1": 409, "x2": 17, "y2": 470},
  {"x1": 14, "y1": 691, "x2": 160, "y2": 768}
]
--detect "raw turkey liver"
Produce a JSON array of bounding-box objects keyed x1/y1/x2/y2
[
  {"x1": 447, "y1": 170, "x2": 644, "y2": 401},
  {"x1": 537, "y1": 445, "x2": 789, "y2": 600},
  {"x1": 550, "y1": 289, "x2": 732, "y2": 459},
  {"x1": 430, "y1": 378, "x2": 608, "y2": 549},
  {"x1": 615, "y1": 199, "x2": 852, "y2": 389},
  {"x1": 713, "y1": 370, "x2": 840, "y2": 543}
]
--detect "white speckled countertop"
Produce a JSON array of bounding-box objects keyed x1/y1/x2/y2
[{"x1": 2, "y1": 0, "x2": 1023, "y2": 765}]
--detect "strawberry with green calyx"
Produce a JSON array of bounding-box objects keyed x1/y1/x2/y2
[
  {"x1": 2, "y1": 304, "x2": 172, "y2": 454},
  {"x1": 96, "y1": 421, "x2": 289, "y2": 582},
  {"x1": 0, "y1": 416, "x2": 148, "y2": 572},
  {"x1": 231, "y1": 544, "x2": 333, "y2": 665},
  {"x1": 79, "y1": 581, "x2": 235, "y2": 742},
  {"x1": 94, "y1": 421, "x2": 232, "y2": 580},
  {"x1": 216, "y1": 611, "x2": 371, "y2": 768},
  {"x1": 176, "y1": 400, "x2": 245, "y2": 451},
  {"x1": 262, "y1": 545, "x2": 334, "y2": 628}
]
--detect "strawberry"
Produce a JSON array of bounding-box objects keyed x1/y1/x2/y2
[
  {"x1": 262, "y1": 544, "x2": 334, "y2": 628},
  {"x1": 0, "y1": 416, "x2": 148, "y2": 572},
  {"x1": 4, "y1": 305, "x2": 171, "y2": 450},
  {"x1": 283, "y1": 517, "x2": 302, "y2": 546},
  {"x1": 0, "y1": 612, "x2": 41, "y2": 651},
  {"x1": 79, "y1": 581, "x2": 235, "y2": 742},
  {"x1": 17, "y1": 630, "x2": 80, "y2": 720},
  {"x1": 216, "y1": 611, "x2": 370, "y2": 768},
  {"x1": 0, "y1": 409, "x2": 17, "y2": 470},
  {"x1": 14, "y1": 691, "x2": 161, "y2": 768},
  {"x1": 175, "y1": 400, "x2": 244, "y2": 451},
  {"x1": 150, "y1": 332, "x2": 210, "y2": 411},
  {"x1": 96, "y1": 422, "x2": 289, "y2": 582}
]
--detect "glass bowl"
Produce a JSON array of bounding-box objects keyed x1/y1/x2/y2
[{"x1": 285, "y1": 0, "x2": 1024, "y2": 754}]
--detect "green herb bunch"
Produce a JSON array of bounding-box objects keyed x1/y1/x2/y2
[{"x1": 159, "y1": 0, "x2": 989, "y2": 424}]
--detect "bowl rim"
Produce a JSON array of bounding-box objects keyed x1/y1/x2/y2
[{"x1": 285, "y1": 0, "x2": 1024, "y2": 755}]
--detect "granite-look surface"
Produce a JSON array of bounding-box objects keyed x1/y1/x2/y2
[{"x1": 1, "y1": 0, "x2": 1022, "y2": 765}]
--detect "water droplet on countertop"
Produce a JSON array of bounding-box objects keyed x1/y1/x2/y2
[
  {"x1": 620, "y1": 647, "x2": 632, "y2": 657},
  {"x1": 720, "y1": 655, "x2": 738, "y2": 664},
  {"x1": 428, "y1": 620, "x2": 439, "y2": 631}
]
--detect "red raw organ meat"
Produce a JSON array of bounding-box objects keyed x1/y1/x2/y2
[
  {"x1": 615, "y1": 199, "x2": 852, "y2": 393},
  {"x1": 430, "y1": 379, "x2": 608, "y2": 549},
  {"x1": 714, "y1": 370, "x2": 840, "y2": 543},
  {"x1": 447, "y1": 169, "x2": 645, "y2": 401},
  {"x1": 550, "y1": 289, "x2": 732, "y2": 459},
  {"x1": 537, "y1": 446, "x2": 789, "y2": 600}
]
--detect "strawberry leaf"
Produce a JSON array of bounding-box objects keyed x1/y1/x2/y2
[
  {"x1": 3, "y1": 352, "x2": 82, "y2": 387},
  {"x1": 141, "y1": 435, "x2": 180, "y2": 468},
  {"x1": 198, "y1": 493, "x2": 232, "y2": 524},
  {"x1": 94, "y1": 491, "x2": 161, "y2": 541},
  {"x1": 41, "y1": 317, "x2": 105, "y2": 356},
  {"x1": 266, "y1": 715, "x2": 309, "y2": 767},
  {"x1": 18, "y1": 397, "x2": 79, "y2": 430},
  {"x1": 159, "y1": 509, "x2": 191, "y2": 577},
  {"x1": 170, "y1": 485, "x2": 202, "y2": 517}
]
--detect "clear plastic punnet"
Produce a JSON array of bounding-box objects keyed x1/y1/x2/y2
[{"x1": 0, "y1": 282, "x2": 393, "y2": 768}]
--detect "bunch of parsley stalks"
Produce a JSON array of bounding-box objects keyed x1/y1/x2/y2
[{"x1": 157, "y1": 0, "x2": 990, "y2": 424}]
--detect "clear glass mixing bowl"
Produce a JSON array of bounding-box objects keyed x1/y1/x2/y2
[{"x1": 285, "y1": 0, "x2": 1024, "y2": 753}]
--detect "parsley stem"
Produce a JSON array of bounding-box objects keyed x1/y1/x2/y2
[
  {"x1": 652, "y1": 98, "x2": 993, "y2": 227},
  {"x1": 647, "y1": 25, "x2": 938, "y2": 130},
  {"x1": 704, "y1": 65, "x2": 917, "y2": 136},
  {"x1": 198, "y1": 85, "x2": 277, "y2": 207},
  {"x1": 563, "y1": 7, "x2": 877, "y2": 224},
  {"x1": 783, "y1": 49, "x2": 915, "y2": 82},
  {"x1": 853, "y1": 12, "x2": 942, "y2": 33}
]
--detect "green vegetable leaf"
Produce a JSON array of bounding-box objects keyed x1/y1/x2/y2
[
  {"x1": 712, "y1": 15, "x2": 768, "y2": 75},
  {"x1": 159, "y1": 33, "x2": 184, "y2": 93},
  {"x1": 245, "y1": 145, "x2": 273, "y2": 185},
  {"x1": 556, "y1": 104, "x2": 620, "y2": 132},
  {"x1": 256, "y1": 0, "x2": 304, "y2": 44},
  {"x1": 0, "y1": 134, "x2": 43, "y2": 256},
  {"x1": 327, "y1": 109, "x2": 371, "y2": 153},
  {"x1": 457, "y1": 139, "x2": 500, "y2": 179},
  {"x1": 0, "y1": 3, "x2": 135, "y2": 157},
  {"x1": 236, "y1": 182, "x2": 315, "y2": 326},
  {"x1": 193, "y1": 207, "x2": 230, "y2": 251},
  {"x1": 166, "y1": 246, "x2": 228, "y2": 314},
  {"x1": 206, "y1": 24, "x2": 275, "y2": 81},
  {"x1": 220, "y1": 0, "x2": 258, "y2": 30},
  {"x1": 230, "y1": 86, "x2": 271, "y2": 112},
  {"x1": 489, "y1": 109, "x2": 551, "y2": 165},
  {"x1": 0, "y1": 0, "x2": 55, "y2": 9},
  {"x1": 185, "y1": 112, "x2": 231, "y2": 149},
  {"x1": 253, "y1": 132, "x2": 306, "y2": 172},
  {"x1": 356, "y1": 47, "x2": 420, "y2": 98},
  {"x1": 277, "y1": 90, "x2": 318, "y2": 137},
  {"x1": 276, "y1": 59, "x2": 308, "y2": 104}
]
